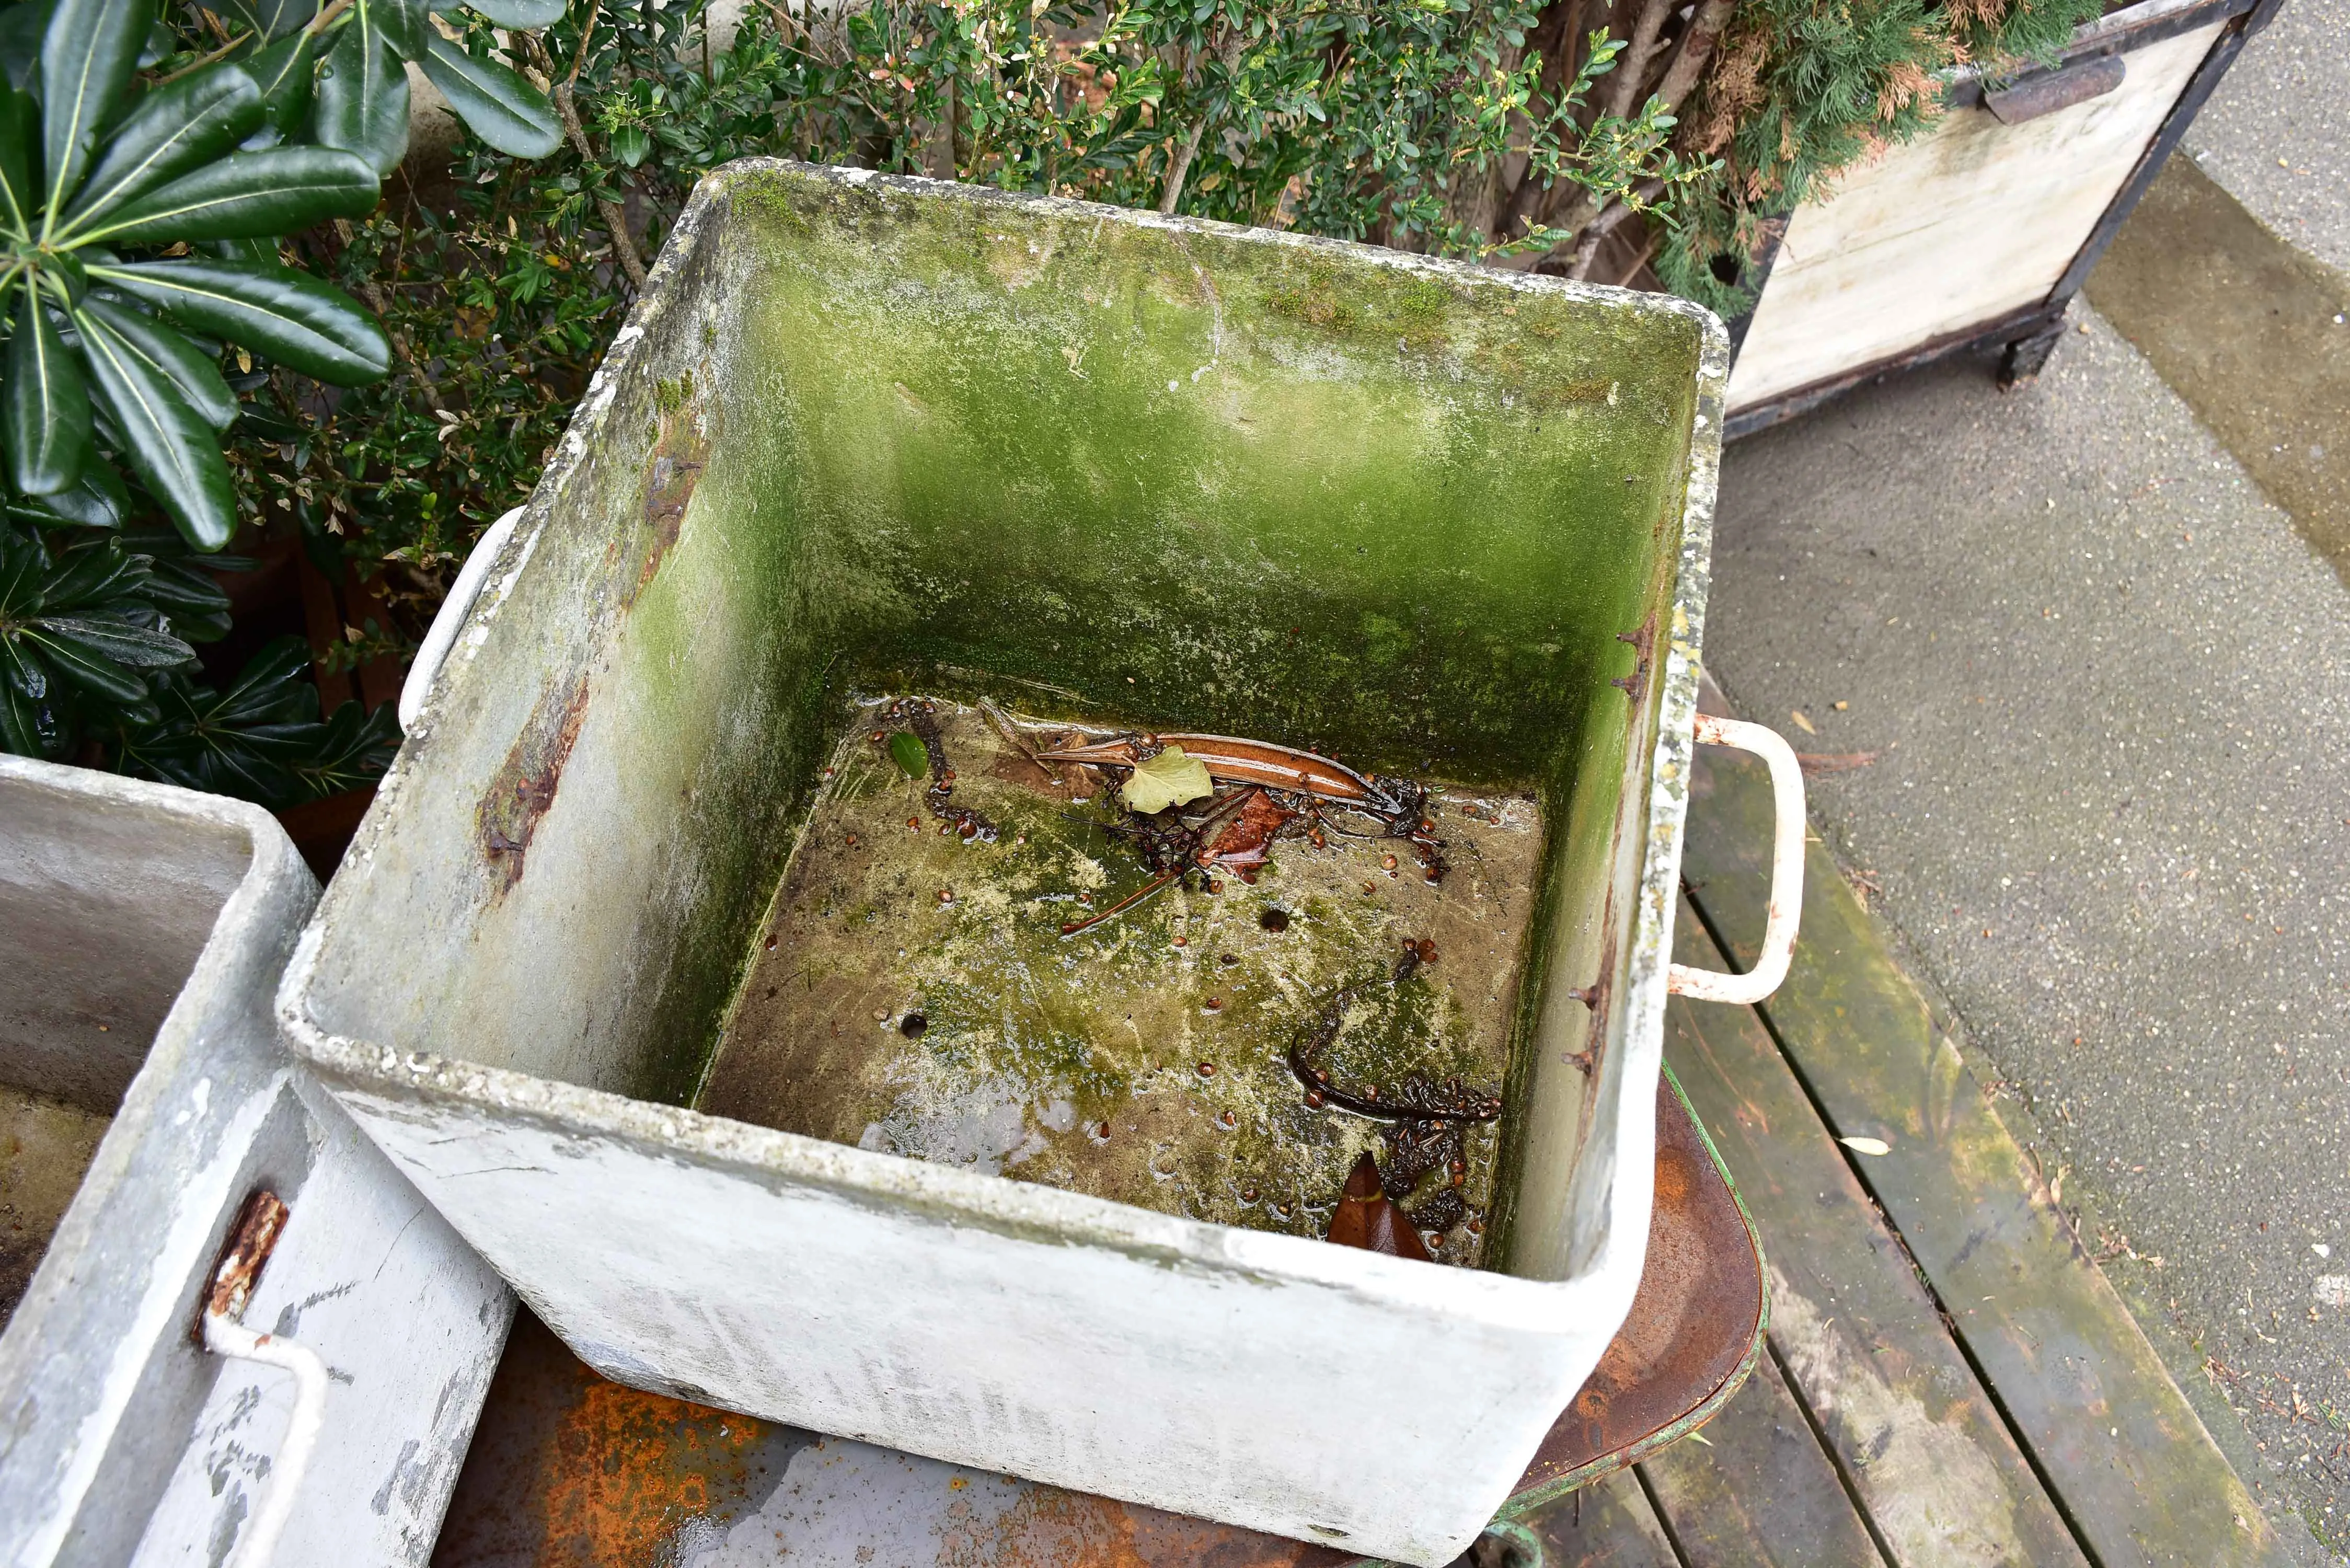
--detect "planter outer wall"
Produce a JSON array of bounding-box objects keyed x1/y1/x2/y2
[
  {"x1": 279, "y1": 164, "x2": 1727, "y2": 1566},
  {"x1": 0, "y1": 757, "x2": 512, "y2": 1568}
]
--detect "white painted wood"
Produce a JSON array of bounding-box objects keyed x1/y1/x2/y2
[{"x1": 1727, "y1": 20, "x2": 2225, "y2": 410}]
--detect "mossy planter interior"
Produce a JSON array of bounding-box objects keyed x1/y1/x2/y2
[{"x1": 280, "y1": 163, "x2": 1725, "y2": 1566}]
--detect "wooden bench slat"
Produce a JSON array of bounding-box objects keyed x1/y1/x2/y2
[
  {"x1": 1638, "y1": 1350, "x2": 1885, "y2": 1566},
  {"x1": 1667, "y1": 906, "x2": 2090, "y2": 1567},
  {"x1": 1678, "y1": 702, "x2": 2293, "y2": 1566},
  {"x1": 1523, "y1": 1470, "x2": 1683, "y2": 1568}
]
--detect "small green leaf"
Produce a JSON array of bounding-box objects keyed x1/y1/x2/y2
[
  {"x1": 81, "y1": 295, "x2": 237, "y2": 429},
  {"x1": 610, "y1": 123, "x2": 650, "y2": 168},
  {"x1": 60, "y1": 62, "x2": 266, "y2": 231},
  {"x1": 74, "y1": 306, "x2": 237, "y2": 550},
  {"x1": 6, "y1": 276, "x2": 93, "y2": 495},
  {"x1": 75, "y1": 147, "x2": 381, "y2": 244},
  {"x1": 314, "y1": 8, "x2": 409, "y2": 174},
  {"x1": 452, "y1": 0, "x2": 563, "y2": 28},
  {"x1": 889, "y1": 730, "x2": 927, "y2": 778},
  {"x1": 418, "y1": 31, "x2": 560, "y2": 158},
  {"x1": 95, "y1": 258, "x2": 390, "y2": 385},
  {"x1": 38, "y1": 0, "x2": 151, "y2": 216},
  {"x1": 1120, "y1": 744, "x2": 1213, "y2": 814}
]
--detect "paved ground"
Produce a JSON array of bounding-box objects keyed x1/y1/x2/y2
[
  {"x1": 2187, "y1": 0, "x2": 2350, "y2": 279},
  {"x1": 1704, "y1": 17, "x2": 2350, "y2": 1544}
]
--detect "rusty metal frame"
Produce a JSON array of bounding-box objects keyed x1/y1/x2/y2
[
  {"x1": 1487, "y1": 1063, "x2": 1768, "y2": 1524},
  {"x1": 1721, "y1": 0, "x2": 2271, "y2": 441}
]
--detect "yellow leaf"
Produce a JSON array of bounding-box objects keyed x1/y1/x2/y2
[
  {"x1": 1121, "y1": 745, "x2": 1212, "y2": 814},
  {"x1": 1839, "y1": 1135, "x2": 1891, "y2": 1157},
  {"x1": 1791, "y1": 709, "x2": 1816, "y2": 734}
]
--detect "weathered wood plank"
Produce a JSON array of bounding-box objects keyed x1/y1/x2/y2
[
  {"x1": 1667, "y1": 906, "x2": 2089, "y2": 1568},
  {"x1": 1637, "y1": 1350, "x2": 1885, "y2": 1567},
  {"x1": 1518, "y1": 1469, "x2": 1684, "y2": 1568},
  {"x1": 1726, "y1": 18, "x2": 2222, "y2": 409},
  {"x1": 1678, "y1": 686, "x2": 2294, "y2": 1566}
]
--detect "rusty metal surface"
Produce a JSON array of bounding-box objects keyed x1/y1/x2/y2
[
  {"x1": 433, "y1": 1074, "x2": 1760, "y2": 1567},
  {"x1": 195, "y1": 1187, "x2": 289, "y2": 1335}
]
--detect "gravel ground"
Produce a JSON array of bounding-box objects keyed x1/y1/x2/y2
[
  {"x1": 2186, "y1": 0, "x2": 2350, "y2": 279},
  {"x1": 1706, "y1": 312, "x2": 2350, "y2": 1558}
]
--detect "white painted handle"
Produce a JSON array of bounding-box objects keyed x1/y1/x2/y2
[
  {"x1": 397, "y1": 506, "x2": 524, "y2": 735},
  {"x1": 202, "y1": 1311, "x2": 328, "y2": 1568},
  {"x1": 1667, "y1": 713, "x2": 1806, "y2": 1005}
]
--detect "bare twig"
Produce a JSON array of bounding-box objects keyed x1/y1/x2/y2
[
  {"x1": 1653, "y1": 0, "x2": 1734, "y2": 113},
  {"x1": 549, "y1": 0, "x2": 650, "y2": 291},
  {"x1": 1565, "y1": 180, "x2": 1660, "y2": 278},
  {"x1": 1596, "y1": 0, "x2": 1674, "y2": 124},
  {"x1": 154, "y1": 32, "x2": 246, "y2": 87},
  {"x1": 1159, "y1": 28, "x2": 1241, "y2": 215}
]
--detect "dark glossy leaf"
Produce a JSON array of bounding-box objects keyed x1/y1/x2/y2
[
  {"x1": 209, "y1": 633, "x2": 314, "y2": 724},
  {"x1": 0, "y1": 674, "x2": 61, "y2": 756},
  {"x1": 134, "y1": 14, "x2": 168, "y2": 67},
  {"x1": 419, "y1": 31, "x2": 558, "y2": 158},
  {"x1": 60, "y1": 62, "x2": 265, "y2": 229},
  {"x1": 199, "y1": 236, "x2": 280, "y2": 264},
  {"x1": 239, "y1": 30, "x2": 314, "y2": 149},
  {"x1": 213, "y1": 0, "x2": 311, "y2": 44},
  {"x1": 38, "y1": 0, "x2": 149, "y2": 214},
  {"x1": 20, "y1": 622, "x2": 146, "y2": 700},
  {"x1": 39, "y1": 534, "x2": 143, "y2": 606},
  {"x1": 74, "y1": 305, "x2": 237, "y2": 550},
  {"x1": 33, "y1": 612, "x2": 191, "y2": 666},
  {"x1": 75, "y1": 146, "x2": 381, "y2": 244},
  {"x1": 140, "y1": 555, "x2": 232, "y2": 619},
  {"x1": 313, "y1": 11, "x2": 408, "y2": 175},
  {"x1": 0, "y1": 523, "x2": 44, "y2": 609},
  {"x1": 7, "y1": 276, "x2": 93, "y2": 494},
  {"x1": 0, "y1": 2, "x2": 48, "y2": 92},
  {"x1": 294, "y1": 692, "x2": 398, "y2": 798},
  {"x1": 0, "y1": 88, "x2": 34, "y2": 233},
  {"x1": 95, "y1": 258, "x2": 390, "y2": 385},
  {"x1": 448, "y1": 0, "x2": 562, "y2": 27},
  {"x1": 5, "y1": 457, "x2": 126, "y2": 527},
  {"x1": 367, "y1": 0, "x2": 434, "y2": 60},
  {"x1": 82, "y1": 295, "x2": 237, "y2": 428},
  {"x1": 0, "y1": 630, "x2": 46, "y2": 699}
]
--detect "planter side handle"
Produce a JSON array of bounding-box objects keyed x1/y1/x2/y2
[
  {"x1": 397, "y1": 506, "x2": 525, "y2": 735},
  {"x1": 1667, "y1": 713, "x2": 1806, "y2": 1005}
]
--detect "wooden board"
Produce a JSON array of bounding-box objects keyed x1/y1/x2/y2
[
  {"x1": 1666, "y1": 906, "x2": 2089, "y2": 1567},
  {"x1": 1727, "y1": 19, "x2": 2224, "y2": 409},
  {"x1": 1677, "y1": 683, "x2": 2297, "y2": 1566},
  {"x1": 1519, "y1": 1470, "x2": 1681, "y2": 1568},
  {"x1": 1637, "y1": 1350, "x2": 1885, "y2": 1566}
]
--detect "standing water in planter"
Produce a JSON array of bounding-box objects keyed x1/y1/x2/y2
[{"x1": 698, "y1": 695, "x2": 1547, "y2": 1264}]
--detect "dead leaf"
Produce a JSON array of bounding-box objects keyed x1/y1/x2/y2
[
  {"x1": 1839, "y1": 1135, "x2": 1892, "y2": 1156},
  {"x1": 1122, "y1": 745, "x2": 1213, "y2": 814},
  {"x1": 1790, "y1": 710, "x2": 1817, "y2": 735}
]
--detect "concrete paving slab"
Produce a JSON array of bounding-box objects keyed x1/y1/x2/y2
[
  {"x1": 1704, "y1": 314, "x2": 2350, "y2": 1558},
  {"x1": 2086, "y1": 155, "x2": 2350, "y2": 581},
  {"x1": 2186, "y1": 0, "x2": 2350, "y2": 280}
]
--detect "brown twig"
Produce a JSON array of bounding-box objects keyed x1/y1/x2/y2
[
  {"x1": 1653, "y1": 0, "x2": 1734, "y2": 113},
  {"x1": 1158, "y1": 28, "x2": 1241, "y2": 215},
  {"x1": 549, "y1": 0, "x2": 650, "y2": 291},
  {"x1": 1565, "y1": 179, "x2": 1661, "y2": 278},
  {"x1": 152, "y1": 32, "x2": 246, "y2": 87},
  {"x1": 1596, "y1": 0, "x2": 1675, "y2": 124}
]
